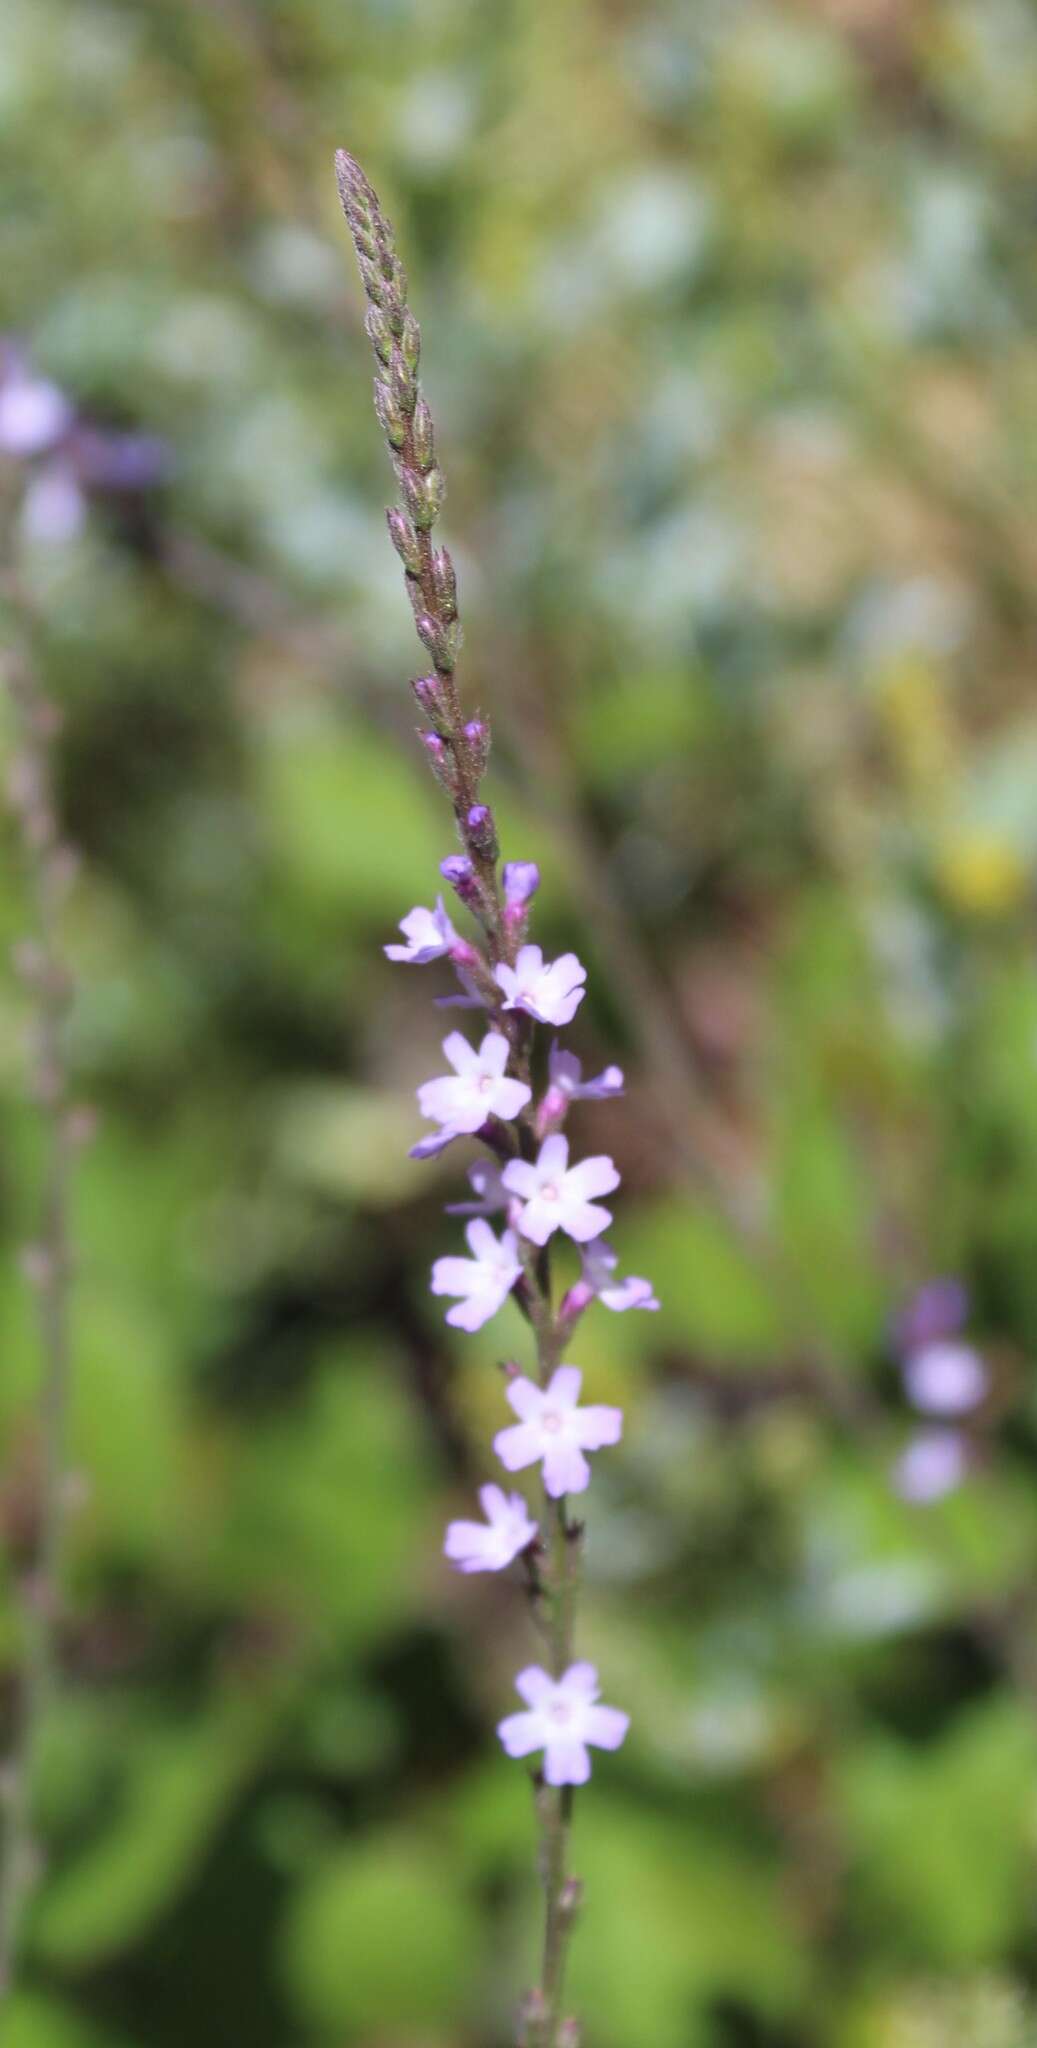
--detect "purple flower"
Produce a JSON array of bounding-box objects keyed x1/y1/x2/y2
[
  {"x1": 22, "y1": 465, "x2": 85, "y2": 545},
  {"x1": 575, "y1": 1239, "x2": 659, "y2": 1313},
  {"x1": 0, "y1": 368, "x2": 72, "y2": 457},
  {"x1": 893, "y1": 1428, "x2": 968, "y2": 1504},
  {"x1": 894, "y1": 1277, "x2": 968, "y2": 1357},
  {"x1": 385, "y1": 897, "x2": 457, "y2": 964},
  {"x1": 431, "y1": 1219, "x2": 523, "y2": 1331},
  {"x1": 444, "y1": 1483, "x2": 537, "y2": 1573},
  {"x1": 502, "y1": 1134, "x2": 619, "y2": 1246},
  {"x1": 418, "y1": 1030, "x2": 531, "y2": 1139},
  {"x1": 903, "y1": 1340, "x2": 988, "y2": 1416},
  {"x1": 497, "y1": 1662, "x2": 629, "y2": 1785},
  {"x1": 494, "y1": 946, "x2": 586, "y2": 1028},
  {"x1": 549, "y1": 1044, "x2": 624, "y2": 1102},
  {"x1": 445, "y1": 1158, "x2": 509, "y2": 1217},
  {"x1": 494, "y1": 1365, "x2": 622, "y2": 1497},
  {"x1": 503, "y1": 861, "x2": 540, "y2": 907}
]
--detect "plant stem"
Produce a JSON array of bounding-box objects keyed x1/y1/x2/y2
[{"x1": 0, "y1": 634, "x2": 76, "y2": 1999}]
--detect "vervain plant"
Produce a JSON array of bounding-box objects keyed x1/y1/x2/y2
[{"x1": 335, "y1": 153, "x2": 658, "y2": 2047}]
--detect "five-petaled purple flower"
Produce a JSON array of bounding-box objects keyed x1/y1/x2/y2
[
  {"x1": 497, "y1": 1662, "x2": 629, "y2": 1785},
  {"x1": 418, "y1": 1030, "x2": 531, "y2": 1141},
  {"x1": 502, "y1": 1134, "x2": 619, "y2": 1246},
  {"x1": 495, "y1": 945, "x2": 587, "y2": 1027},
  {"x1": 431, "y1": 1219, "x2": 523, "y2": 1331},
  {"x1": 444, "y1": 1484, "x2": 538, "y2": 1574},
  {"x1": 494, "y1": 1365, "x2": 622, "y2": 1497}
]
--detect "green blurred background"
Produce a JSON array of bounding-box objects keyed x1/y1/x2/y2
[{"x1": 4, "y1": 1, "x2": 1037, "y2": 2043}]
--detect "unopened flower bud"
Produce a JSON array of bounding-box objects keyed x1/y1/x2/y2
[
  {"x1": 463, "y1": 718, "x2": 490, "y2": 779},
  {"x1": 400, "y1": 309, "x2": 421, "y2": 375},
  {"x1": 449, "y1": 937, "x2": 480, "y2": 971},
  {"x1": 416, "y1": 612, "x2": 461, "y2": 672},
  {"x1": 389, "y1": 349, "x2": 416, "y2": 418},
  {"x1": 517, "y1": 1988, "x2": 547, "y2": 2045},
  {"x1": 364, "y1": 305, "x2": 392, "y2": 365},
  {"x1": 503, "y1": 861, "x2": 540, "y2": 907},
  {"x1": 411, "y1": 397, "x2": 435, "y2": 472},
  {"x1": 418, "y1": 730, "x2": 459, "y2": 795},
  {"x1": 535, "y1": 1084, "x2": 569, "y2": 1141},
  {"x1": 558, "y1": 2019, "x2": 581, "y2": 2047},
  {"x1": 373, "y1": 377, "x2": 406, "y2": 449},
  {"x1": 559, "y1": 1279, "x2": 595, "y2": 1326},
  {"x1": 386, "y1": 507, "x2": 421, "y2": 577},
  {"x1": 400, "y1": 462, "x2": 445, "y2": 532},
  {"x1": 411, "y1": 673, "x2": 452, "y2": 737},
  {"x1": 432, "y1": 544, "x2": 458, "y2": 619},
  {"x1": 465, "y1": 803, "x2": 498, "y2": 862},
  {"x1": 440, "y1": 854, "x2": 480, "y2": 905}
]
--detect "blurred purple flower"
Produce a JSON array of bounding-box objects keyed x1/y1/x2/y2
[
  {"x1": 430, "y1": 1218, "x2": 522, "y2": 1331},
  {"x1": 894, "y1": 1277, "x2": 968, "y2": 1358},
  {"x1": 903, "y1": 1340, "x2": 988, "y2": 1417},
  {"x1": 444, "y1": 1484, "x2": 537, "y2": 1574},
  {"x1": 0, "y1": 362, "x2": 72, "y2": 457},
  {"x1": 21, "y1": 466, "x2": 85, "y2": 545},
  {"x1": 893, "y1": 1428, "x2": 968, "y2": 1504},
  {"x1": 498, "y1": 1662, "x2": 629, "y2": 1785},
  {"x1": 493, "y1": 1365, "x2": 622, "y2": 1497}
]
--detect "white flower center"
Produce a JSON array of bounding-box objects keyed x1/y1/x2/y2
[
  {"x1": 541, "y1": 1182, "x2": 559, "y2": 1202},
  {"x1": 478, "y1": 1073, "x2": 493, "y2": 1092},
  {"x1": 548, "y1": 1700, "x2": 572, "y2": 1724},
  {"x1": 542, "y1": 1409, "x2": 563, "y2": 1433}
]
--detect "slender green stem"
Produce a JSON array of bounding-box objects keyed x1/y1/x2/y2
[{"x1": 0, "y1": 634, "x2": 76, "y2": 2000}]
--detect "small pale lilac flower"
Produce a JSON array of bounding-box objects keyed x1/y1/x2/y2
[
  {"x1": 903, "y1": 1340, "x2": 987, "y2": 1416},
  {"x1": 431, "y1": 1219, "x2": 523, "y2": 1331},
  {"x1": 494, "y1": 1365, "x2": 622, "y2": 1497},
  {"x1": 444, "y1": 1483, "x2": 537, "y2": 1574},
  {"x1": 22, "y1": 465, "x2": 85, "y2": 545},
  {"x1": 894, "y1": 1428, "x2": 968, "y2": 1504},
  {"x1": 385, "y1": 896, "x2": 457, "y2": 964},
  {"x1": 418, "y1": 1030, "x2": 531, "y2": 1139},
  {"x1": 446, "y1": 1159, "x2": 510, "y2": 1216},
  {"x1": 502, "y1": 1134, "x2": 619, "y2": 1247},
  {"x1": 494, "y1": 945, "x2": 586, "y2": 1028},
  {"x1": 497, "y1": 1662, "x2": 629, "y2": 1785},
  {"x1": 503, "y1": 861, "x2": 540, "y2": 907},
  {"x1": 0, "y1": 370, "x2": 72, "y2": 457},
  {"x1": 894, "y1": 1277, "x2": 968, "y2": 1356},
  {"x1": 549, "y1": 1044, "x2": 624, "y2": 1102},
  {"x1": 574, "y1": 1239, "x2": 659, "y2": 1314}
]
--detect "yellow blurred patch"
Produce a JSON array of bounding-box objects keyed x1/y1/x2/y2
[
  {"x1": 876, "y1": 655, "x2": 958, "y2": 800},
  {"x1": 937, "y1": 833, "x2": 1029, "y2": 917}
]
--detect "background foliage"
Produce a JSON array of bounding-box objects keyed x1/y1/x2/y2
[{"x1": 4, "y1": 1, "x2": 1037, "y2": 2042}]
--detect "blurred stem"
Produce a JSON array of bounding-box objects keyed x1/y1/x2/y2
[
  {"x1": 0, "y1": 626, "x2": 75, "y2": 1999},
  {"x1": 522, "y1": 1252, "x2": 581, "y2": 2048}
]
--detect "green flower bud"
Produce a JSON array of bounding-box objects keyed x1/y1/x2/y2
[{"x1": 412, "y1": 397, "x2": 435, "y2": 473}]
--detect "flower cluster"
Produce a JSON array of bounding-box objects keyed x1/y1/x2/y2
[
  {"x1": 386, "y1": 869, "x2": 656, "y2": 1779},
  {"x1": 334, "y1": 145, "x2": 653, "y2": 2036},
  {"x1": 891, "y1": 1278, "x2": 989, "y2": 1503}
]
